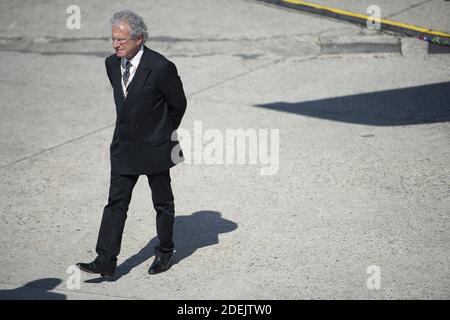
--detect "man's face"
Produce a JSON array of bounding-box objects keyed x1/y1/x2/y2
[{"x1": 111, "y1": 22, "x2": 142, "y2": 59}]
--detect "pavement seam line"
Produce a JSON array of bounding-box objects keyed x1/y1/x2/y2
[
  {"x1": 0, "y1": 123, "x2": 114, "y2": 170},
  {"x1": 0, "y1": 58, "x2": 285, "y2": 170},
  {"x1": 188, "y1": 56, "x2": 319, "y2": 98},
  {"x1": 385, "y1": 0, "x2": 433, "y2": 19}
]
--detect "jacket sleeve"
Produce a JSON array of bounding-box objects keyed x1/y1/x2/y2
[
  {"x1": 158, "y1": 61, "x2": 187, "y2": 129},
  {"x1": 105, "y1": 58, "x2": 113, "y2": 88}
]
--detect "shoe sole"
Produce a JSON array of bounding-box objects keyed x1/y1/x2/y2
[
  {"x1": 78, "y1": 265, "x2": 115, "y2": 277},
  {"x1": 100, "y1": 272, "x2": 115, "y2": 277}
]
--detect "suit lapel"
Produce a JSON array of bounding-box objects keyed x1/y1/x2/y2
[{"x1": 119, "y1": 47, "x2": 152, "y2": 122}]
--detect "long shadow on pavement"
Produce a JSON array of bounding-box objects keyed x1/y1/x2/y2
[
  {"x1": 85, "y1": 210, "x2": 237, "y2": 283},
  {"x1": 255, "y1": 82, "x2": 450, "y2": 126}
]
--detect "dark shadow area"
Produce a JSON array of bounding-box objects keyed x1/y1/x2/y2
[
  {"x1": 255, "y1": 82, "x2": 450, "y2": 126},
  {"x1": 85, "y1": 210, "x2": 237, "y2": 283},
  {"x1": 428, "y1": 43, "x2": 450, "y2": 54},
  {"x1": 0, "y1": 278, "x2": 66, "y2": 300}
]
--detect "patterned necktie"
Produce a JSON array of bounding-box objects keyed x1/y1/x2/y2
[{"x1": 123, "y1": 60, "x2": 132, "y2": 88}]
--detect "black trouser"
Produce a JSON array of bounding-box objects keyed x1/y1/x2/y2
[{"x1": 95, "y1": 170, "x2": 175, "y2": 263}]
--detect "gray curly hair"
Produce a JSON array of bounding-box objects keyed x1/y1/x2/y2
[{"x1": 110, "y1": 10, "x2": 148, "y2": 43}]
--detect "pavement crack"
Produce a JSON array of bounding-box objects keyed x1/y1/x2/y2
[
  {"x1": 0, "y1": 124, "x2": 114, "y2": 170},
  {"x1": 188, "y1": 55, "x2": 318, "y2": 98},
  {"x1": 187, "y1": 58, "x2": 284, "y2": 98},
  {"x1": 0, "y1": 56, "x2": 318, "y2": 170},
  {"x1": 385, "y1": 0, "x2": 433, "y2": 18}
]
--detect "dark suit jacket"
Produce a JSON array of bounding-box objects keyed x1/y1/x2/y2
[{"x1": 105, "y1": 46, "x2": 187, "y2": 175}]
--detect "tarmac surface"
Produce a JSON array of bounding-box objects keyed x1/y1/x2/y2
[{"x1": 0, "y1": 0, "x2": 449, "y2": 299}]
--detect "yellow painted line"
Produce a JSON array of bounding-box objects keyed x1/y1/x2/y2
[{"x1": 283, "y1": 0, "x2": 450, "y2": 38}]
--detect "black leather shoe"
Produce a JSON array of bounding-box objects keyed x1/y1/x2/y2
[
  {"x1": 148, "y1": 253, "x2": 174, "y2": 275},
  {"x1": 76, "y1": 259, "x2": 117, "y2": 277}
]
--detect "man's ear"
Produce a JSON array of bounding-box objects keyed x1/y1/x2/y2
[{"x1": 137, "y1": 35, "x2": 143, "y2": 45}]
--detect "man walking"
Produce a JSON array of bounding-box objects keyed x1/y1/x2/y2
[{"x1": 77, "y1": 10, "x2": 186, "y2": 276}]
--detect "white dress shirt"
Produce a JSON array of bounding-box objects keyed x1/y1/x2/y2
[{"x1": 120, "y1": 45, "x2": 144, "y2": 97}]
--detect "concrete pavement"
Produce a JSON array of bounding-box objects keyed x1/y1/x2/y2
[
  {"x1": 279, "y1": 0, "x2": 450, "y2": 33},
  {"x1": 0, "y1": 0, "x2": 449, "y2": 299}
]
